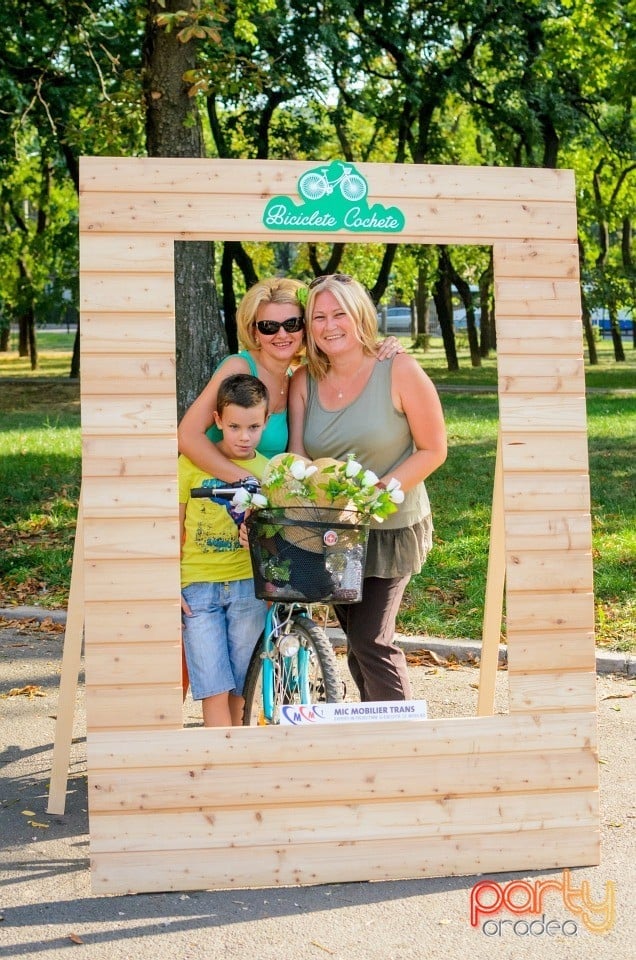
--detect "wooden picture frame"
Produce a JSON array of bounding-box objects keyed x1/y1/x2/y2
[{"x1": 79, "y1": 158, "x2": 598, "y2": 895}]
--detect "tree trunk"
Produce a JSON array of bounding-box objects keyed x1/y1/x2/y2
[
  {"x1": 143, "y1": 0, "x2": 224, "y2": 421},
  {"x1": 414, "y1": 264, "x2": 431, "y2": 351},
  {"x1": 434, "y1": 247, "x2": 458, "y2": 371},
  {"x1": 27, "y1": 308, "x2": 37, "y2": 371},
  {"x1": 578, "y1": 238, "x2": 597, "y2": 364},
  {"x1": 450, "y1": 261, "x2": 481, "y2": 367},
  {"x1": 70, "y1": 318, "x2": 81, "y2": 378},
  {"x1": 478, "y1": 253, "x2": 494, "y2": 356},
  {"x1": 18, "y1": 316, "x2": 29, "y2": 357}
]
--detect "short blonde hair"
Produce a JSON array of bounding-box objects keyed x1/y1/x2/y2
[
  {"x1": 238, "y1": 277, "x2": 307, "y2": 352},
  {"x1": 305, "y1": 275, "x2": 378, "y2": 379}
]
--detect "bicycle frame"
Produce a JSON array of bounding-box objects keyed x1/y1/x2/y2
[{"x1": 260, "y1": 603, "x2": 313, "y2": 720}]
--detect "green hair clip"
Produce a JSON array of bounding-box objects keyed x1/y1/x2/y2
[{"x1": 296, "y1": 286, "x2": 308, "y2": 308}]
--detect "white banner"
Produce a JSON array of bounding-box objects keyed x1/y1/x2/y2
[{"x1": 279, "y1": 700, "x2": 428, "y2": 726}]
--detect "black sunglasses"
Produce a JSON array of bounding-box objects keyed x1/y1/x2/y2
[
  {"x1": 256, "y1": 316, "x2": 304, "y2": 336},
  {"x1": 308, "y1": 273, "x2": 353, "y2": 289}
]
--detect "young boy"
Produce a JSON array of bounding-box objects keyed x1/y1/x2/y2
[{"x1": 179, "y1": 373, "x2": 269, "y2": 727}]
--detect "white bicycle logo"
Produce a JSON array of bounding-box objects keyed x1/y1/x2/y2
[{"x1": 298, "y1": 163, "x2": 368, "y2": 203}]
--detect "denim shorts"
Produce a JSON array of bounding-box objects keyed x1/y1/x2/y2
[{"x1": 181, "y1": 579, "x2": 266, "y2": 700}]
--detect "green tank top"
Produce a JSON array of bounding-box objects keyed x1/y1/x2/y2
[
  {"x1": 205, "y1": 350, "x2": 289, "y2": 460},
  {"x1": 303, "y1": 359, "x2": 430, "y2": 531}
]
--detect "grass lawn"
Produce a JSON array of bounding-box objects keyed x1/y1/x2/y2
[{"x1": 1, "y1": 330, "x2": 634, "y2": 652}]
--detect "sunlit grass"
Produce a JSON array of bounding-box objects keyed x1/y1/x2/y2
[{"x1": 0, "y1": 337, "x2": 634, "y2": 651}]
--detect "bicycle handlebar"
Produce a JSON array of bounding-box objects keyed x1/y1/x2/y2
[{"x1": 190, "y1": 477, "x2": 261, "y2": 500}]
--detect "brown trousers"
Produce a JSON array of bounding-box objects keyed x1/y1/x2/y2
[{"x1": 332, "y1": 575, "x2": 413, "y2": 702}]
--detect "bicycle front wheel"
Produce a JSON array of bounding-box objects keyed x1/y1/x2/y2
[{"x1": 242, "y1": 616, "x2": 342, "y2": 725}]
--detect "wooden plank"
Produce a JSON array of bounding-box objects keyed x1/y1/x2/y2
[
  {"x1": 509, "y1": 630, "x2": 596, "y2": 673},
  {"x1": 81, "y1": 355, "x2": 176, "y2": 395},
  {"x1": 80, "y1": 234, "x2": 175, "y2": 273},
  {"x1": 495, "y1": 278, "x2": 581, "y2": 309},
  {"x1": 478, "y1": 432, "x2": 505, "y2": 716},
  {"x1": 503, "y1": 512, "x2": 592, "y2": 551},
  {"x1": 81, "y1": 314, "x2": 176, "y2": 353},
  {"x1": 89, "y1": 789, "x2": 599, "y2": 853},
  {"x1": 506, "y1": 589, "x2": 594, "y2": 633},
  {"x1": 82, "y1": 435, "x2": 177, "y2": 477},
  {"x1": 496, "y1": 335, "x2": 583, "y2": 356},
  {"x1": 505, "y1": 550, "x2": 593, "y2": 592},
  {"x1": 509, "y1": 671, "x2": 597, "y2": 713},
  {"x1": 81, "y1": 272, "x2": 175, "y2": 314},
  {"x1": 493, "y1": 241, "x2": 579, "y2": 279},
  {"x1": 501, "y1": 434, "x2": 589, "y2": 471},
  {"x1": 496, "y1": 318, "x2": 583, "y2": 339},
  {"x1": 88, "y1": 749, "x2": 598, "y2": 813},
  {"x1": 502, "y1": 472, "x2": 591, "y2": 512},
  {"x1": 80, "y1": 156, "x2": 576, "y2": 202},
  {"x1": 89, "y1": 826, "x2": 599, "y2": 894},
  {"x1": 81, "y1": 476, "x2": 177, "y2": 518},
  {"x1": 47, "y1": 493, "x2": 85, "y2": 816},
  {"x1": 84, "y1": 558, "x2": 180, "y2": 602},
  {"x1": 87, "y1": 712, "x2": 598, "y2": 770},
  {"x1": 499, "y1": 394, "x2": 587, "y2": 432},
  {"x1": 83, "y1": 517, "x2": 180, "y2": 560},
  {"x1": 79, "y1": 193, "x2": 578, "y2": 242},
  {"x1": 86, "y1": 684, "x2": 183, "y2": 730},
  {"x1": 86, "y1": 642, "x2": 181, "y2": 687},
  {"x1": 84, "y1": 600, "x2": 181, "y2": 645},
  {"x1": 80, "y1": 395, "x2": 177, "y2": 436},
  {"x1": 498, "y1": 353, "x2": 585, "y2": 388}
]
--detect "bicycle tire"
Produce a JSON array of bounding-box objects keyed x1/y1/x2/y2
[
  {"x1": 242, "y1": 615, "x2": 342, "y2": 725},
  {"x1": 298, "y1": 171, "x2": 327, "y2": 201},
  {"x1": 340, "y1": 174, "x2": 367, "y2": 202}
]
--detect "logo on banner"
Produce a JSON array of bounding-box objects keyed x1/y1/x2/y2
[{"x1": 263, "y1": 160, "x2": 405, "y2": 234}]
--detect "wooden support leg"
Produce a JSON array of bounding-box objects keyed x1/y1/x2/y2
[
  {"x1": 477, "y1": 433, "x2": 506, "y2": 716},
  {"x1": 47, "y1": 490, "x2": 85, "y2": 815}
]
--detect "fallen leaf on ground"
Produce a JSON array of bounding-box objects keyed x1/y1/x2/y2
[
  {"x1": 28, "y1": 820, "x2": 49, "y2": 829},
  {"x1": 6, "y1": 685, "x2": 46, "y2": 698},
  {"x1": 68, "y1": 933, "x2": 84, "y2": 945},
  {"x1": 21, "y1": 810, "x2": 36, "y2": 817},
  {"x1": 405, "y1": 649, "x2": 449, "y2": 667},
  {"x1": 601, "y1": 692, "x2": 633, "y2": 700}
]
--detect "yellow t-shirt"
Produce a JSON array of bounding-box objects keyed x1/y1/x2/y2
[{"x1": 178, "y1": 452, "x2": 268, "y2": 588}]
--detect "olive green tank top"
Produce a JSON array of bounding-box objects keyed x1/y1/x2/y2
[{"x1": 304, "y1": 359, "x2": 431, "y2": 531}]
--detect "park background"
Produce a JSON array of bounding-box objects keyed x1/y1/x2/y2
[{"x1": 0, "y1": 1, "x2": 634, "y2": 653}]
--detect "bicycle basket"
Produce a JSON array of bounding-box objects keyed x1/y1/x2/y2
[{"x1": 246, "y1": 506, "x2": 369, "y2": 603}]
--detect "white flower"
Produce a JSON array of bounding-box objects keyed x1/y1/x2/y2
[
  {"x1": 290, "y1": 459, "x2": 310, "y2": 480},
  {"x1": 345, "y1": 458, "x2": 362, "y2": 478},
  {"x1": 304, "y1": 465, "x2": 318, "y2": 478},
  {"x1": 389, "y1": 488, "x2": 405, "y2": 504},
  {"x1": 386, "y1": 477, "x2": 401, "y2": 493},
  {"x1": 251, "y1": 493, "x2": 268, "y2": 508},
  {"x1": 361, "y1": 469, "x2": 379, "y2": 487},
  {"x1": 231, "y1": 488, "x2": 251, "y2": 507}
]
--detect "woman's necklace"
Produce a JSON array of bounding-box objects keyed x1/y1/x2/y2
[
  {"x1": 329, "y1": 356, "x2": 368, "y2": 400},
  {"x1": 256, "y1": 359, "x2": 288, "y2": 396}
]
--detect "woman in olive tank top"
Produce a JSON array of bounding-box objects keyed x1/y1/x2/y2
[{"x1": 288, "y1": 274, "x2": 447, "y2": 702}]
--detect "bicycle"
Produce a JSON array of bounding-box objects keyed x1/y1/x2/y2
[
  {"x1": 191, "y1": 480, "x2": 369, "y2": 725},
  {"x1": 298, "y1": 162, "x2": 368, "y2": 203}
]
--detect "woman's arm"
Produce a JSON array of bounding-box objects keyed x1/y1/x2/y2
[
  {"x1": 385, "y1": 354, "x2": 447, "y2": 492},
  {"x1": 287, "y1": 366, "x2": 309, "y2": 458},
  {"x1": 177, "y1": 355, "x2": 253, "y2": 482}
]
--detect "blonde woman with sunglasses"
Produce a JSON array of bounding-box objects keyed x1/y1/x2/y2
[
  {"x1": 178, "y1": 275, "x2": 402, "y2": 481},
  {"x1": 288, "y1": 274, "x2": 447, "y2": 703}
]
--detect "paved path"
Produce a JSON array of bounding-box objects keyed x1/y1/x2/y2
[{"x1": 1, "y1": 618, "x2": 634, "y2": 960}]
